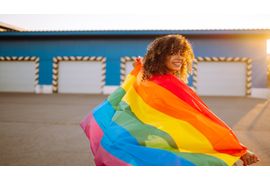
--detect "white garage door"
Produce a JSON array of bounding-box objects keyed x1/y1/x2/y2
[
  {"x1": 0, "y1": 61, "x2": 35, "y2": 92},
  {"x1": 58, "y1": 61, "x2": 103, "y2": 94},
  {"x1": 197, "y1": 62, "x2": 246, "y2": 96},
  {"x1": 125, "y1": 61, "x2": 134, "y2": 76}
]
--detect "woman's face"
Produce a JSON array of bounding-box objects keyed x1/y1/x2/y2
[{"x1": 165, "y1": 54, "x2": 184, "y2": 73}]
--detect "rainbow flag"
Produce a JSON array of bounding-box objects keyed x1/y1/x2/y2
[{"x1": 80, "y1": 60, "x2": 247, "y2": 166}]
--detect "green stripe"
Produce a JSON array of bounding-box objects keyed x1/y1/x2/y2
[
  {"x1": 173, "y1": 152, "x2": 227, "y2": 166},
  {"x1": 107, "y1": 87, "x2": 227, "y2": 165},
  {"x1": 113, "y1": 101, "x2": 179, "y2": 149},
  {"x1": 108, "y1": 87, "x2": 126, "y2": 110},
  {"x1": 108, "y1": 87, "x2": 178, "y2": 149}
]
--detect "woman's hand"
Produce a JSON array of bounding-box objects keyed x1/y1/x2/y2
[
  {"x1": 132, "y1": 56, "x2": 143, "y2": 67},
  {"x1": 240, "y1": 150, "x2": 260, "y2": 166}
]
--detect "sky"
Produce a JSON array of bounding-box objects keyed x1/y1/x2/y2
[
  {"x1": 1, "y1": 14, "x2": 270, "y2": 31},
  {"x1": 1, "y1": 0, "x2": 270, "y2": 31}
]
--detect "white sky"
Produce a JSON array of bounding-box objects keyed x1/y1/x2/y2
[
  {"x1": 1, "y1": 14, "x2": 270, "y2": 31},
  {"x1": 0, "y1": 0, "x2": 270, "y2": 31}
]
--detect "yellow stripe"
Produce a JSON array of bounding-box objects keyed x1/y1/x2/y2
[
  {"x1": 207, "y1": 153, "x2": 239, "y2": 166},
  {"x1": 122, "y1": 74, "x2": 136, "y2": 91},
  {"x1": 122, "y1": 75, "x2": 239, "y2": 165}
]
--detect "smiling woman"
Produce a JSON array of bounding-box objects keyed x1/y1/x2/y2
[
  {"x1": 80, "y1": 34, "x2": 260, "y2": 166},
  {"x1": 165, "y1": 54, "x2": 184, "y2": 73},
  {"x1": 142, "y1": 34, "x2": 194, "y2": 83}
]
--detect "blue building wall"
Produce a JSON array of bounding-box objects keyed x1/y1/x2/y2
[
  {"x1": 0, "y1": 38, "x2": 151, "y2": 85},
  {"x1": 0, "y1": 30, "x2": 269, "y2": 88},
  {"x1": 190, "y1": 37, "x2": 267, "y2": 87}
]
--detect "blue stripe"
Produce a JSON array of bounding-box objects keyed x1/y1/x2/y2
[{"x1": 92, "y1": 100, "x2": 195, "y2": 166}]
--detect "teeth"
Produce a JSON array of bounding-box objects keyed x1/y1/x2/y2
[{"x1": 173, "y1": 63, "x2": 181, "y2": 66}]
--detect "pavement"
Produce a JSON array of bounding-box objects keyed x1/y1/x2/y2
[{"x1": 0, "y1": 93, "x2": 269, "y2": 166}]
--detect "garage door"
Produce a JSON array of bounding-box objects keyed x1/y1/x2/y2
[
  {"x1": 193, "y1": 57, "x2": 252, "y2": 96},
  {"x1": 0, "y1": 56, "x2": 39, "y2": 92},
  {"x1": 53, "y1": 56, "x2": 106, "y2": 94},
  {"x1": 120, "y1": 56, "x2": 137, "y2": 84}
]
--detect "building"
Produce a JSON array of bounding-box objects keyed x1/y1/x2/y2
[
  {"x1": 0, "y1": 22, "x2": 24, "y2": 32},
  {"x1": 0, "y1": 29, "x2": 270, "y2": 96}
]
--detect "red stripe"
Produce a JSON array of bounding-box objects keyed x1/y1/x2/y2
[{"x1": 150, "y1": 73, "x2": 234, "y2": 131}]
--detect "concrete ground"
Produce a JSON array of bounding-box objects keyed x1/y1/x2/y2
[{"x1": 0, "y1": 93, "x2": 269, "y2": 166}]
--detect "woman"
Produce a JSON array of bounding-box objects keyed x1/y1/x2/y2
[{"x1": 80, "y1": 34, "x2": 259, "y2": 166}]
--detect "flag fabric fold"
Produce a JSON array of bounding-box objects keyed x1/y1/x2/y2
[{"x1": 80, "y1": 60, "x2": 247, "y2": 166}]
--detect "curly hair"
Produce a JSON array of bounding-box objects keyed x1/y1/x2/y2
[{"x1": 142, "y1": 34, "x2": 195, "y2": 83}]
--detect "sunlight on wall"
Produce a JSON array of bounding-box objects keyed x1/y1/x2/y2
[
  {"x1": 267, "y1": 39, "x2": 270, "y2": 54},
  {"x1": 267, "y1": 39, "x2": 270, "y2": 87}
]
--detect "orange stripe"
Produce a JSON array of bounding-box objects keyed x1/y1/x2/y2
[
  {"x1": 134, "y1": 77, "x2": 246, "y2": 156},
  {"x1": 130, "y1": 61, "x2": 142, "y2": 76}
]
